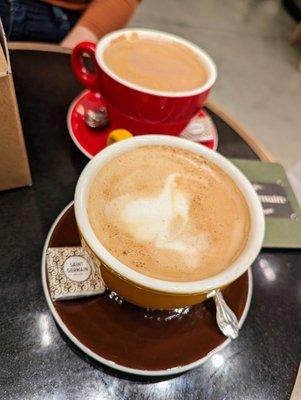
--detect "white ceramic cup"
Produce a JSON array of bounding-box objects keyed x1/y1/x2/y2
[{"x1": 74, "y1": 135, "x2": 265, "y2": 309}]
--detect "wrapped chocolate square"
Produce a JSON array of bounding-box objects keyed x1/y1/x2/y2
[{"x1": 46, "y1": 247, "x2": 106, "y2": 301}]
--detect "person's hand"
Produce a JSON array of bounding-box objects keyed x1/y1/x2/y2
[{"x1": 61, "y1": 26, "x2": 97, "y2": 49}]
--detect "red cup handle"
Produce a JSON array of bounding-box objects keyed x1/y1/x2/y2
[{"x1": 71, "y1": 41, "x2": 98, "y2": 92}]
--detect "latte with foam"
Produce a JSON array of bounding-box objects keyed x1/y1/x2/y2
[
  {"x1": 103, "y1": 34, "x2": 207, "y2": 92},
  {"x1": 87, "y1": 145, "x2": 250, "y2": 282}
]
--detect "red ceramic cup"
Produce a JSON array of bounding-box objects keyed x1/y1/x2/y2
[{"x1": 72, "y1": 29, "x2": 217, "y2": 135}]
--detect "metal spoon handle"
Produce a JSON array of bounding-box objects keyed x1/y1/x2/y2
[{"x1": 207, "y1": 289, "x2": 239, "y2": 339}]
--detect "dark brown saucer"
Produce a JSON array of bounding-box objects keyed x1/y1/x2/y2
[{"x1": 42, "y1": 203, "x2": 252, "y2": 376}]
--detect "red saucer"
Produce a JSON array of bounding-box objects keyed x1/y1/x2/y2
[{"x1": 67, "y1": 90, "x2": 218, "y2": 159}]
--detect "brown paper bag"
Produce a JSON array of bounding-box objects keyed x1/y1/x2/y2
[{"x1": 0, "y1": 21, "x2": 32, "y2": 191}]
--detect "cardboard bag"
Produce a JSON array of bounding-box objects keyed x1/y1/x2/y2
[{"x1": 0, "y1": 20, "x2": 31, "y2": 191}]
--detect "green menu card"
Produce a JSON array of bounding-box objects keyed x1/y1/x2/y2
[{"x1": 231, "y1": 159, "x2": 301, "y2": 249}]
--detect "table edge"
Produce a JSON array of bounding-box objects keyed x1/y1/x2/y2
[
  {"x1": 206, "y1": 100, "x2": 273, "y2": 162},
  {"x1": 9, "y1": 41, "x2": 72, "y2": 54},
  {"x1": 8, "y1": 42, "x2": 273, "y2": 162}
]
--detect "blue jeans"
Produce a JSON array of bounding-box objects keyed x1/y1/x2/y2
[{"x1": 0, "y1": 0, "x2": 80, "y2": 42}]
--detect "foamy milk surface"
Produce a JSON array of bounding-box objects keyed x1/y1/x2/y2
[{"x1": 88, "y1": 146, "x2": 250, "y2": 282}]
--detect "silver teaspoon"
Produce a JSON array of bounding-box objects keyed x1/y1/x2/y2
[
  {"x1": 207, "y1": 289, "x2": 239, "y2": 339},
  {"x1": 85, "y1": 107, "x2": 109, "y2": 129}
]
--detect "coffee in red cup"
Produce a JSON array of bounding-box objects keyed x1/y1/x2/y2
[{"x1": 72, "y1": 29, "x2": 217, "y2": 135}]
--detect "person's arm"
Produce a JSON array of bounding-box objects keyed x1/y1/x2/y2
[
  {"x1": 61, "y1": 0, "x2": 139, "y2": 49},
  {"x1": 61, "y1": 26, "x2": 97, "y2": 49}
]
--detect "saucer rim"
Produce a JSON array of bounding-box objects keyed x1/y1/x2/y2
[
  {"x1": 41, "y1": 202, "x2": 252, "y2": 377},
  {"x1": 67, "y1": 90, "x2": 218, "y2": 160},
  {"x1": 67, "y1": 90, "x2": 94, "y2": 159}
]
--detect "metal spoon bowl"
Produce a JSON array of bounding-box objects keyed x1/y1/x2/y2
[{"x1": 85, "y1": 107, "x2": 109, "y2": 129}]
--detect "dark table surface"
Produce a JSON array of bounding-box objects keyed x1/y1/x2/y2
[{"x1": 0, "y1": 48, "x2": 300, "y2": 400}]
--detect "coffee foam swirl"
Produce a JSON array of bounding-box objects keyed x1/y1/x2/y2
[
  {"x1": 108, "y1": 173, "x2": 208, "y2": 269},
  {"x1": 88, "y1": 145, "x2": 250, "y2": 282}
]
